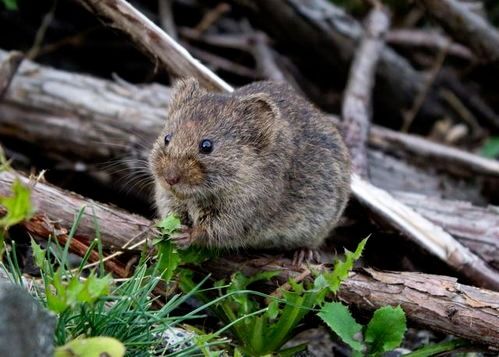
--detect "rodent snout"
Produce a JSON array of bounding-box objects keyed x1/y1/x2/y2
[{"x1": 165, "y1": 172, "x2": 181, "y2": 186}]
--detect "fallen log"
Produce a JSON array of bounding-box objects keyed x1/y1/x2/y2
[{"x1": 1, "y1": 169, "x2": 498, "y2": 348}]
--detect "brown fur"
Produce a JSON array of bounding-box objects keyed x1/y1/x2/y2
[{"x1": 149, "y1": 79, "x2": 351, "y2": 250}]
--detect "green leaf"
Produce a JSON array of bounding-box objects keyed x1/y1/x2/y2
[
  {"x1": 319, "y1": 238, "x2": 368, "y2": 293},
  {"x1": 318, "y1": 302, "x2": 365, "y2": 352},
  {"x1": 157, "y1": 214, "x2": 181, "y2": 236},
  {"x1": 267, "y1": 298, "x2": 279, "y2": 320},
  {"x1": 1, "y1": 0, "x2": 17, "y2": 10},
  {"x1": 480, "y1": 136, "x2": 499, "y2": 158},
  {"x1": 30, "y1": 239, "x2": 46, "y2": 269},
  {"x1": 85, "y1": 273, "x2": 112, "y2": 300},
  {"x1": 155, "y1": 240, "x2": 181, "y2": 282},
  {"x1": 0, "y1": 179, "x2": 33, "y2": 229},
  {"x1": 365, "y1": 305, "x2": 406, "y2": 354},
  {"x1": 54, "y1": 336, "x2": 125, "y2": 357}
]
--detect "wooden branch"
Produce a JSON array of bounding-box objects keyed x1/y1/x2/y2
[
  {"x1": 158, "y1": 0, "x2": 177, "y2": 40},
  {"x1": 75, "y1": 0, "x2": 232, "y2": 92},
  {"x1": 369, "y1": 125, "x2": 499, "y2": 177},
  {"x1": 342, "y1": 6, "x2": 390, "y2": 177},
  {"x1": 417, "y1": 0, "x2": 499, "y2": 62},
  {"x1": 351, "y1": 175, "x2": 499, "y2": 290},
  {"x1": 1, "y1": 46, "x2": 498, "y2": 289},
  {"x1": 386, "y1": 29, "x2": 474, "y2": 60},
  {"x1": 395, "y1": 192, "x2": 499, "y2": 270},
  {"x1": 1, "y1": 170, "x2": 498, "y2": 348},
  {"x1": 0, "y1": 51, "x2": 23, "y2": 100}
]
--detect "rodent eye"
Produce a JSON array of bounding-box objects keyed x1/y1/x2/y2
[
  {"x1": 199, "y1": 139, "x2": 213, "y2": 154},
  {"x1": 164, "y1": 134, "x2": 172, "y2": 146}
]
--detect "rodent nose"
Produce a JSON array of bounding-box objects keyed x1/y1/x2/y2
[{"x1": 165, "y1": 174, "x2": 180, "y2": 186}]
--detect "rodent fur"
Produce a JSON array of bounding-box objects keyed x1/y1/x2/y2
[{"x1": 149, "y1": 78, "x2": 351, "y2": 251}]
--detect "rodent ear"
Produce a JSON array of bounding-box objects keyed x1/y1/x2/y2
[
  {"x1": 239, "y1": 93, "x2": 280, "y2": 120},
  {"x1": 170, "y1": 78, "x2": 205, "y2": 105},
  {"x1": 238, "y1": 93, "x2": 281, "y2": 150}
]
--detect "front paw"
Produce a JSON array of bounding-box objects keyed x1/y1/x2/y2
[
  {"x1": 170, "y1": 225, "x2": 206, "y2": 249},
  {"x1": 170, "y1": 225, "x2": 194, "y2": 249}
]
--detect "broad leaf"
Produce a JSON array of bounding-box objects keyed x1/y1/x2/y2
[
  {"x1": 54, "y1": 337, "x2": 125, "y2": 357},
  {"x1": 0, "y1": 179, "x2": 33, "y2": 228},
  {"x1": 319, "y1": 302, "x2": 364, "y2": 352},
  {"x1": 365, "y1": 305, "x2": 406, "y2": 354}
]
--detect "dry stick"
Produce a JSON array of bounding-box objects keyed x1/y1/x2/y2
[
  {"x1": 368, "y1": 125, "x2": 499, "y2": 176},
  {"x1": 402, "y1": 42, "x2": 449, "y2": 132},
  {"x1": 55, "y1": 0, "x2": 499, "y2": 289},
  {"x1": 342, "y1": 6, "x2": 389, "y2": 177},
  {"x1": 417, "y1": 0, "x2": 499, "y2": 62},
  {"x1": 0, "y1": 51, "x2": 23, "y2": 100},
  {"x1": 386, "y1": 29, "x2": 474, "y2": 60},
  {"x1": 158, "y1": 0, "x2": 177, "y2": 40},
  {"x1": 186, "y1": 45, "x2": 260, "y2": 79},
  {"x1": 192, "y1": 2, "x2": 231, "y2": 35},
  {"x1": 1, "y1": 170, "x2": 498, "y2": 347}
]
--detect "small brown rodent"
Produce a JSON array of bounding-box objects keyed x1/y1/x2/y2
[{"x1": 149, "y1": 79, "x2": 351, "y2": 260}]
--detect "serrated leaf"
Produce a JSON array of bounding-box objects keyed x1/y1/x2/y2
[
  {"x1": 54, "y1": 336, "x2": 125, "y2": 357},
  {"x1": 318, "y1": 302, "x2": 365, "y2": 352},
  {"x1": 365, "y1": 305, "x2": 406, "y2": 354},
  {"x1": 156, "y1": 240, "x2": 181, "y2": 282},
  {"x1": 323, "y1": 238, "x2": 368, "y2": 293},
  {"x1": 30, "y1": 239, "x2": 46, "y2": 269},
  {"x1": 46, "y1": 289, "x2": 68, "y2": 313},
  {"x1": 0, "y1": 179, "x2": 33, "y2": 229},
  {"x1": 85, "y1": 273, "x2": 112, "y2": 300},
  {"x1": 157, "y1": 214, "x2": 181, "y2": 236}
]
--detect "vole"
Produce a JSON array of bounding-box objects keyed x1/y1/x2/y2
[{"x1": 149, "y1": 78, "x2": 351, "y2": 263}]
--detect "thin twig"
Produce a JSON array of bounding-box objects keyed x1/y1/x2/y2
[
  {"x1": 402, "y1": 43, "x2": 449, "y2": 132},
  {"x1": 27, "y1": 0, "x2": 58, "y2": 60},
  {"x1": 158, "y1": 0, "x2": 177, "y2": 40}
]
